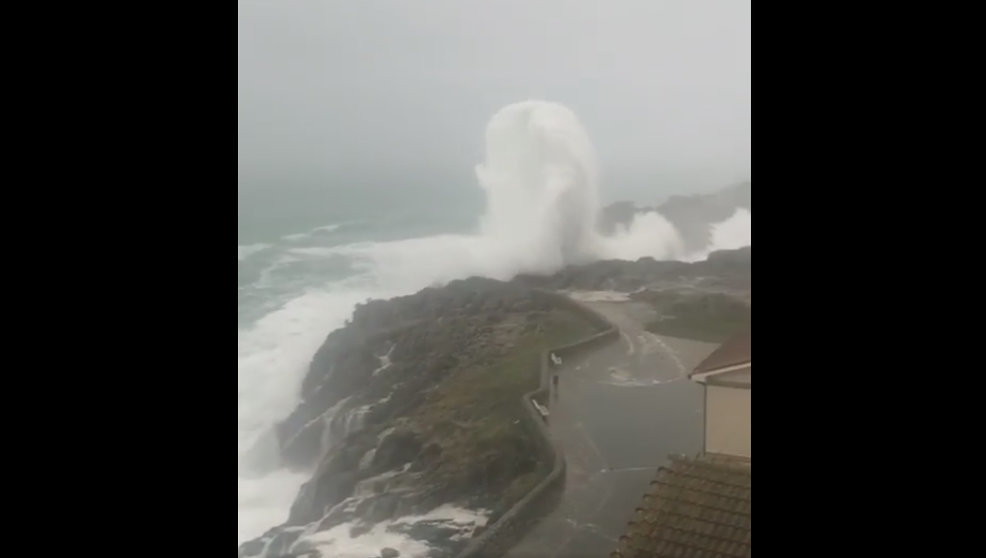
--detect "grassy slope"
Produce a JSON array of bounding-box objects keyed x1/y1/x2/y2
[
  {"x1": 409, "y1": 307, "x2": 596, "y2": 517},
  {"x1": 643, "y1": 294, "x2": 750, "y2": 343},
  {"x1": 645, "y1": 317, "x2": 749, "y2": 343}
]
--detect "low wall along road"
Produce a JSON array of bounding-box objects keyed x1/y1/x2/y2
[{"x1": 455, "y1": 290, "x2": 619, "y2": 558}]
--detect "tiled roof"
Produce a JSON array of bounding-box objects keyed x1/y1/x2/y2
[
  {"x1": 691, "y1": 330, "x2": 751, "y2": 377},
  {"x1": 611, "y1": 454, "x2": 751, "y2": 558}
]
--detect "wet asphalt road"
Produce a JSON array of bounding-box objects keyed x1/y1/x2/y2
[{"x1": 503, "y1": 295, "x2": 717, "y2": 558}]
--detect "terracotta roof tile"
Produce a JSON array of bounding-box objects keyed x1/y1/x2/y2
[
  {"x1": 691, "y1": 330, "x2": 751, "y2": 376},
  {"x1": 612, "y1": 455, "x2": 751, "y2": 558}
]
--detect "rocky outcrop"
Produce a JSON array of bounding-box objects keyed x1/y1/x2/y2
[
  {"x1": 239, "y1": 277, "x2": 599, "y2": 558},
  {"x1": 517, "y1": 246, "x2": 751, "y2": 294}
]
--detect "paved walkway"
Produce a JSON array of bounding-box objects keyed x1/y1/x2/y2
[{"x1": 504, "y1": 295, "x2": 717, "y2": 558}]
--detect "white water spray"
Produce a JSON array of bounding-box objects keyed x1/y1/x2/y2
[
  {"x1": 473, "y1": 100, "x2": 689, "y2": 269},
  {"x1": 710, "y1": 208, "x2": 752, "y2": 250}
]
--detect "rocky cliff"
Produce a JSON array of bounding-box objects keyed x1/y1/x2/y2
[{"x1": 239, "y1": 277, "x2": 598, "y2": 558}]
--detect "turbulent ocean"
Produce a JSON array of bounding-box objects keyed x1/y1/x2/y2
[{"x1": 237, "y1": 101, "x2": 751, "y2": 556}]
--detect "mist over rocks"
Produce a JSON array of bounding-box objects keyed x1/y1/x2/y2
[{"x1": 598, "y1": 181, "x2": 751, "y2": 254}]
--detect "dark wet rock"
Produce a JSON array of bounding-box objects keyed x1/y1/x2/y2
[
  {"x1": 410, "y1": 443, "x2": 443, "y2": 472},
  {"x1": 372, "y1": 430, "x2": 423, "y2": 472},
  {"x1": 237, "y1": 538, "x2": 264, "y2": 557},
  {"x1": 387, "y1": 517, "x2": 480, "y2": 546},
  {"x1": 265, "y1": 529, "x2": 301, "y2": 558},
  {"x1": 516, "y1": 247, "x2": 750, "y2": 294},
  {"x1": 363, "y1": 493, "x2": 400, "y2": 525}
]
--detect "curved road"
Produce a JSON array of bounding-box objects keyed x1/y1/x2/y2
[{"x1": 504, "y1": 292, "x2": 717, "y2": 558}]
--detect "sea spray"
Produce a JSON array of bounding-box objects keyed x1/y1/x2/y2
[
  {"x1": 474, "y1": 100, "x2": 690, "y2": 267},
  {"x1": 710, "y1": 208, "x2": 752, "y2": 251},
  {"x1": 476, "y1": 101, "x2": 602, "y2": 270},
  {"x1": 683, "y1": 208, "x2": 752, "y2": 261}
]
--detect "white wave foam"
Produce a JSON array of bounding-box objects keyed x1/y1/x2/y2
[
  {"x1": 684, "y1": 208, "x2": 752, "y2": 261},
  {"x1": 710, "y1": 208, "x2": 751, "y2": 251},
  {"x1": 254, "y1": 255, "x2": 302, "y2": 289},
  {"x1": 601, "y1": 366, "x2": 682, "y2": 388},
  {"x1": 238, "y1": 469, "x2": 310, "y2": 544},
  {"x1": 282, "y1": 223, "x2": 346, "y2": 242},
  {"x1": 313, "y1": 223, "x2": 344, "y2": 234},
  {"x1": 473, "y1": 100, "x2": 692, "y2": 265},
  {"x1": 239, "y1": 243, "x2": 270, "y2": 261},
  {"x1": 566, "y1": 290, "x2": 632, "y2": 303},
  {"x1": 596, "y1": 211, "x2": 686, "y2": 262},
  {"x1": 286, "y1": 247, "x2": 337, "y2": 257},
  {"x1": 476, "y1": 101, "x2": 602, "y2": 270},
  {"x1": 238, "y1": 282, "x2": 380, "y2": 542},
  {"x1": 291, "y1": 504, "x2": 489, "y2": 558}
]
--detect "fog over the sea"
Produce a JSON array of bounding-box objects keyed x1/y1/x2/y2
[{"x1": 238, "y1": 0, "x2": 751, "y2": 204}]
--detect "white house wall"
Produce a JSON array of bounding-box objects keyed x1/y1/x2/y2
[{"x1": 705, "y1": 385, "x2": 751, "y2": 458}]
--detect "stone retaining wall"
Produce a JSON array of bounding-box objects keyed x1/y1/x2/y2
[{"x1": 455, "y1": 290, "x2": 618, "y2": 558}]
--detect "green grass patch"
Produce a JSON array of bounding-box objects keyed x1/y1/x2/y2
[
  {"x1": 645, "y1": 318, "x2": 748, "y2": 343},
  {"x1": 409, "y1": 307, "x2": 596, "y2": 513},
  {"x1": 640, "y1": 291, "x2": 750, "y2": 343}
]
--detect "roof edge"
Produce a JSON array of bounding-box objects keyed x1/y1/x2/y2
[
  {"x1": 690, "y1": 361, "x2": 751, "y2": 380},
  {"x1": 691, "y1": 329, "x2": 751, "y2": 376}
]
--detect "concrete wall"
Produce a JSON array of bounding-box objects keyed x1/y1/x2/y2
[
  {"x1": 704, "y1": 385, "x2": 751, "y2": 458},
  {"x1": 455, "y1": 290, "x2": 618, "y2": 558}
]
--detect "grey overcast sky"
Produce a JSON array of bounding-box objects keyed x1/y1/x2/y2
[{"x1": 238, "y1": 0, "x2": 751, "y2": 199}]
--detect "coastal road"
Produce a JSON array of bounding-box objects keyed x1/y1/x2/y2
[{"x1": 503, "y1": 291, "x2": 718, "y2": 558}]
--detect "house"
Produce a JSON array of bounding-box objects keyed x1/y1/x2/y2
[
  {"x1": 690, "y1": 329, "x2": 751, "y2": 459},
  {"x1": 610, "y1": 331, "x2": 751, "y2": 558}
]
